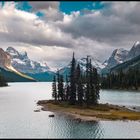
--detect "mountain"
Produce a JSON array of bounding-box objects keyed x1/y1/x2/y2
[
  {"x1": 0, "y1": 48, "x2": 11, "y2": 69},
  {"x1": 27, "y1": 71, "x2": 55, "y2": 82},
  {"x1": 6, "y1": 47, "x2": 50, "y2": 74},
  {"x1": 0, "y1": 67, "x2": 36, "y2": 82},
  {"x1": 3, "y1": 41, "x2": 139, "y2": 81},
  {"x1": 59, "y1": 65, "x2": 71, "y2": 79},
  {"x1": 78, "y1": 56, "x2": 105, "y2": 72},
  {"x1": 126, "y1": 41, "x2": 140, "y2": 60},
  {"x1": 59, "y1": 56, "x2": 105, "y2": 77},
  {"x1": 6, "y1": 47, "x2": 57, "y2": 81},
  {"x1": 0, "y1": 48, "x2": 36, "y2": 82},
  {"x1": 111, "y1": 54, "x2": 140, "y2": 73},
  {"x1": 102, "y1": 41, "x2": 140, "y2": 75},
  {"x1": 103, "y1": 48, "x2": 129, "y2": 69}
]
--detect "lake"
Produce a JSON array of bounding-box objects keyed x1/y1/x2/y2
[{"x1": 0, "y1": 82, "x2": 140, "y2": 138}]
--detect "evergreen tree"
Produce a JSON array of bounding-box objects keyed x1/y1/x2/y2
[
  {"x1": 69, "y1": 52, "x2": 76, "y2": 105},
  {"x1": 85, "y1": 58, "x2": 100, "y2": 105},
  {"x1": 59, "y1": 75, "x2": 64, "y2": 101},
  {"x1": 92, "y1": 67, "x2": 100, "y2": 104},
  {"x1": 85, "y1": 56, "x2": 90, "y2": 106},
  {"x1": 0, "y1": 72, "x2": 8, "y2": 87},
  {"x1": 52, "y1": 75, "x2": 57, "y2": 102},
  {"x1": 100, "y1": 67, "x2": 140, "y2": 90},
  {"x1": 89, "y1": 59, "x2": 96, "y2": 105},
  {"x1": 65, "y1": 75, "x2": 70, "y2": 101},
  {"x1": 51, "y1": 53, "x2": 101, "y2": 106},
  {"x1": 76, "y1": 64, "x2": 83, "y2": 105},
  {"x1": 134, "y1": 69, "x2": 139, "y2": 90},
  {"x1": 57, "y1": 70, "x2": 64, "y2": 101},
  {"x1": 57, "y1": 70, "x2": 61, "y2": 101}
]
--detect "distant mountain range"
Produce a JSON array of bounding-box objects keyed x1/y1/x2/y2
[
  {"x1": 5, "y1": 47, "x2": 55, "y2": 82},
  {"x1": 110, "y1": 41, "x2": 140, "y2": 74},
  {"x1": 60, "y1": 41, "x2": 140, "y2": 77},
  {"x1": 6, "y1": 47, "x2": 50, "y2": 74},
  {"x1": 0, "y1": 48, "x2": 35, "y2": 82},
  {"x1": 103, "y1": 48, "x2": 129, "y2": 69},
  {"x1": 0, "y1": 41, "x2": 140, "y2": 82},
  {"x1": 111, "y1": 54, "x2": 140, "y2": 73},
  {"x1": 101, "y1": 41, "x2": 140, "y2": 75},
  {"x1": 59, "y1": 56, "x2": 105, "y2": 78}
]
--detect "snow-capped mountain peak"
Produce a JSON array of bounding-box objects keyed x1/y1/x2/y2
[
  {"x1": 133, "y1": 41, "x2": 140, "y2": 47},
  {"x1": 20, "y1": 51, "x2": 28, "y2": 58},
  {"x1": 6, "y1": 47, "x2": 50, "y2": 74},
  {"x1": 102, "y1": 41, "x2": 140, "y2": 75},
  {"x1": 112, "y1": 48, "x2": 128, "y2": 60},
  {"x1": 59, "y1": 56, "x2": 105, "y2": 77},
  {"x1": 39, "y1": 61, "x2": 48, "y2": 67},
  {"x1": 6, "y1": 47, "x2": 28, "y2": 60},
  {"x1": 126, "y1": 41, "x2": 140, "y2": 60},
  {"x1": 6, "y1": 47, "x2": 19, "y2": 58},
  {"x1": 78, "y1": 56, "x2": 105, "y2": 71},
  {"x1": 103, "y1": 48, "x2": 129, "y2": 68}
]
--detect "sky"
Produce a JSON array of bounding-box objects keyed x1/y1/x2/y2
[{"x1": 0, "y1": 1, "x2": 140, "y2": 70}]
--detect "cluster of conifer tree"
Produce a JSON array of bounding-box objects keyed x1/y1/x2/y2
[
  {"x1": 0, "y1": 72, "x2": 8, "y2": 87},
  {"x1": 52, "y1": 53, "x2": 100, "y2": 106},
  {"x1": 101, "y1": 68, "x2": 140, "y2": 90}
]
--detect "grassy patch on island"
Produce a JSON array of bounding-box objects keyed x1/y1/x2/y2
[{"x1": 37, "y1": 100, "x2": 140, "y2": 121}]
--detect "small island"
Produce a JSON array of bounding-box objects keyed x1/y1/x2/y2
[
  {"x1": 37, "y1": 53, "x2": 140, "y2": 121},
  {"x1": 37, "y1": 100, "x2": 140, "y2": 121}
]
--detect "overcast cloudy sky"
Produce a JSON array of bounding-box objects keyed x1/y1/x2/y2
[{"x1": 0, "y1": 1, "x2": 140, "y2": 69}]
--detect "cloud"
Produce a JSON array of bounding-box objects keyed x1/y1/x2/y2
[
  {"x1": 29, "y1": 1, "x2": 64, "y2": 21},
  {"x1": 0, "y1": 2, "x2": 76, "y2": 48},
  {"x1": 29, "y1": 1, "x2": 59, "y2": 11},
  {"x1": 101, "y1": 2, "x2": 140, "y2": 25},
  {"x1": 0, "y1": 2, "x2": 140, "y2": 69},
  {"x1": 56, "y1": 2, "x2": 140, "y2": 49}
]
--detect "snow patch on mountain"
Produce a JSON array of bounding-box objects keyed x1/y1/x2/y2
[
  {"x1": 59, "y1": 56, "x2": 105, "y2": 77},
  {"x1": 78, "y1": 56, "x2": 105, "y2": 72},
  {"x1": 103, "y1": 48, "x2": 129, "y2": 69},
  {"x1": 6, "y1": 47, "x2": 50, "y2": 74},
  {"x1": 126, "y1": 41, "x2": 140, "y2": 60},
  {"x1": 102, "y1": 41, "x2": 140, "y2": 75}
]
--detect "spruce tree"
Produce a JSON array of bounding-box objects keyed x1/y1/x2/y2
[
  {"x1": 100, "y1": 67, "x2": 140, "y2": 90},
  {"x1": 134, "y1": 69, "x2": 138, "y2": 90},
  {"x1": 85, "y1": 56, "x2": 90, "y2": 106},
  {"x1": 65, "y1": 75, "x2": 70, "y2": 101},
  {"x1": 59, "y1": 75, "x2": 64, "y2": 101},
  {"x1": 76, "y1": 64, "x2": 83, "y2": 105},
  {"x1": 92, "y1": 67, "x2": 100, "y2": 104},
  {"x1": 69, "y1": 52, "x2": 76, "y2": 105},
  {"x1": 89, "y1": 59, "x2": 96, "y2": 105},
  {"x1": 0, "y1": 72, "x2": 8, "y2": 87},
  {"x1": 52, "y1": 75, "x2": 57, "y2": 102},
  {"x1": 52, "y1": 53, "x2": 101, "y2": 106},
  {"x1": 57, "y1": 70, "x2": 64, "y2": 101},
  {"x1": 85, "y1": 58, "x2": 100, "y2": 105},
  {"x1": 57, "y1": 70, "x2": 61, "y2": 101}
]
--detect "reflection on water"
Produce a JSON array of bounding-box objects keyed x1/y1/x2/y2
[
  {"x1": 45, "y1": 115, "x2": 103, "y2": 139},
  {"x1": 0, "y1": 82, "x2": 140, "y2": 138}
]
